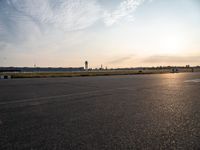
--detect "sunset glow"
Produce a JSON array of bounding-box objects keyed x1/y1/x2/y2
[{"x1": 0, "y1": 0, "x2": 200, "y2": 67}]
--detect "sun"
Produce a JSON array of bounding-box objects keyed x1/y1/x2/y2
[{"x1": 158, "y1": 32, "x2": 185, "y2": 55}]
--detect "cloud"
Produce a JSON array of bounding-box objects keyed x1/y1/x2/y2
[
  {"x1": 0, "y1": 0, "x2": 149, "y2": 53},
  {"x1": 0, "y1": 0, "x2": 103, "y2": 49},
  {"x1": 103, "y1": 0, "x2": 145, "y2": 26},
  {"x1": 108, "y1": 55, "x2": 135, "y2": 64},
  {"x1": 6, "y1": 0, "x2": 101, "y2": 31},
  {"x1": 143, "y1": 55, "x2": 200, "y2": 64},
  {"x1": 0, "y1": 0, "x2": 148, "y2": 39}
]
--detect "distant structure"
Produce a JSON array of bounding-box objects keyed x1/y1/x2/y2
[
  {"x1": 85, "y1": 61, "x2": 88, "y2": 71},
  {"x1": 186, "y1": 65, "x2": 190, "y2": 68},
  {"x1": 172, "y1": 68, "x2": 178, "y2": 73}
]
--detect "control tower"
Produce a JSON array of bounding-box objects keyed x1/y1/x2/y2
[{"x1": 85, "y1": 61, "x2": 88, "y2": 71}]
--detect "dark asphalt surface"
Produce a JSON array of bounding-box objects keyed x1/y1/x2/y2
[{"x1": 0, "y1": 73, "x2": 200, "y2": 150}]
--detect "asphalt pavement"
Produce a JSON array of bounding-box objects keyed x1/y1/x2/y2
[{"x1": 0, "y1": 73, "x2": 200, "y2": 149}]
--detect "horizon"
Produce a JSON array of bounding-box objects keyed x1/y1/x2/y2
[
  {"x1": 0, "y1": 0, "x2": 200, "y2": 68},
  {"x1": 0, "y1": 64, "x2": 200, "y2": 69}
]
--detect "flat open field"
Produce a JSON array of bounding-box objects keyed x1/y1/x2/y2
[
  {"x1": 0, "y1": 70, "x2": 170, "y2": 78},
  {"x1": 0, "y1": 73, "x2": 200, "y2": 149},
  {"x1": 1, "y1": 67, "x2": 198, "y2": 78}
]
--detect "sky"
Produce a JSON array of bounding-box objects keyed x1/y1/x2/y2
[{"x1": 0, "y1": 0, "x2": 200, "y2": 68}]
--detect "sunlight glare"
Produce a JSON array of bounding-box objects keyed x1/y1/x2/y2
[{"x1": 158, "y1": 31, "x2": 185, "y2": 55}]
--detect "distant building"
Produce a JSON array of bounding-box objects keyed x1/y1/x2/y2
[{"x1": 186, "y1": 65, "x2": 190, "y2": 68}]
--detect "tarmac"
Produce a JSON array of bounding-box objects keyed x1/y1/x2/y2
[{"x1": 0, "y1": 73, "x2": 200, "y2": 149}]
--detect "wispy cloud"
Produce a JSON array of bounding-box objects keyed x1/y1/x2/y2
[
  {"x1": 103, "y1": 0, "x2": 145, "y2": 26},
  {"x1": 0, "y1": 0, "x2": 104, "y2": 50},
  {"x1": 0, "y1": 0, "x2": 149, "y2": 39},
  {"x1": 0, "y1": 0, "x2": 149, "y2": 53},
  {"x1": 0, "y1": 0, "x2": 147, "y2": 37},
  {"x1": 143, "y1": 55, "x2": 200, "y2": 64},
  {"x1": 7, "y1": 0, "x2": 101, "y2": 31},
  {"x1": 108, "y1": 55, "x2": 135, "y2": 64}
]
